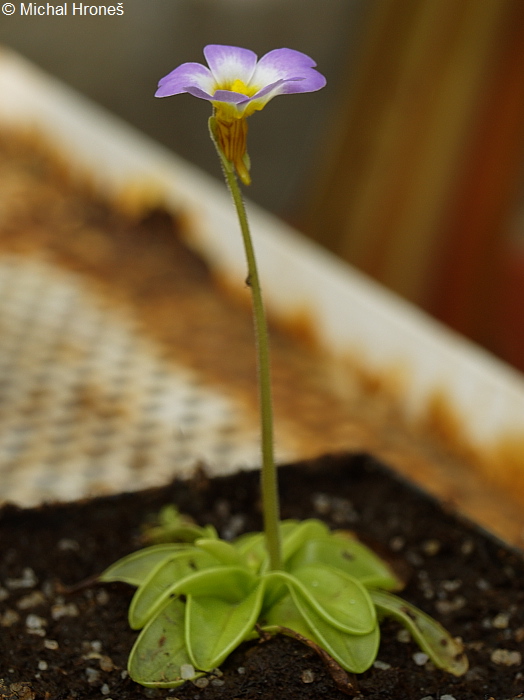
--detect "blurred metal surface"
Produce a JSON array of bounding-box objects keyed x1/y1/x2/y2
[{"x1": 0, "y1": 255, "x2": 290, "y2": 507}]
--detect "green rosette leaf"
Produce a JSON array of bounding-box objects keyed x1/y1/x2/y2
[
  {"x1": 261, "y1": 589, "x2": 312, "y2": 638},
  {"x1": 263, "y1": 568, "x2": 375, "y2": 636},
  {"x1": 194, "y1": 538, "x2": 245, "y2": 567},
  {"x1": 286, "y1": 532, "x2": 402, "y2": 590},
  {"x1": 232, "y1": 531, "x2": 266, "y2": 571},
  {"x1": 280, "y1": 519, "x2": 330, "y2": 564},
  {"x1": 128, "y1": 597, "x2": 203, "y2": 688},
  {"x1": 178, "y1": 566, "x2": 256, "y2": 600},
  {"x1": 370, "y1": 589, "x2": 468, "y2": 676},
  {"x1": 186, "y1": 581, "x2": 265, "y2": 670},
  {"x1": 284, "y1": 566, "x2": 376, "y2": 635},
  {"x1": 99, "y1": 544, "x2": 187, "y2": 587},
  {"x1": 143, "y1": 505, "x2": 218, "y2": 544},
  {"x1": 264, "y1": 587, "x2": 380, "y2": 674},
  {"x1": 299, "y1": 599, "x2": 380, "y2": 674},
  {"x1": 129, "y1": 549, "x2": 218, "y2": 629}
]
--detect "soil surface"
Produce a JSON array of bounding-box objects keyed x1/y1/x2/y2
[{"x1": 1, "y1": 453, "x2": 523, "y2": 699}]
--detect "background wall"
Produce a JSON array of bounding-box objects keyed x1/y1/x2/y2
[{"x1": 299, "y1": 0, "x2": 524, "y2": 371}]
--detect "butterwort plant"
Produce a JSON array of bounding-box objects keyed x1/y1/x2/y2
[{"x1": 100, "y1": 45, "x2": 468, "y2": 688}]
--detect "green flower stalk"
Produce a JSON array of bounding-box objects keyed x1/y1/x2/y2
[
  {"x1": 208, "y1": 116, "x2": 282, "y2": 570},
  {"x1": 100, "y1": 44, "x2": 468, "y2": 689}
]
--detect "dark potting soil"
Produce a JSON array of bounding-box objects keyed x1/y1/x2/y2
[{"x1": 1, "y1": 453, "x2": 523, "y2": 700}]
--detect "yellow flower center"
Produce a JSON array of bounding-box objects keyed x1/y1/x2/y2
[{"x1": 229, "y1": 79, "x2": 258, "y2": 97}]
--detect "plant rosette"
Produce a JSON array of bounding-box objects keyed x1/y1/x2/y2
[{"x1": 100, "y1": 508, "x2": 467, "y2": 688}]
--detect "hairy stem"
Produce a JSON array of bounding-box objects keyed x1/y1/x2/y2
[{"x1": 209, "y1": 116, "x2": 282, "y2": 570}]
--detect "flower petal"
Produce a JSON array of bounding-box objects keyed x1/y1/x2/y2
[
  {"x1": 249, "y1": 78, "x2": 289, "y2": 103},
  {"x1": 155, "y1": 62, "x2": 214, "y2": 98},
  {"x1": 211, "y1": 90, "x2": 251, "y2": 105},
  {"x1": 184, "y1": 86, "x2": 215, "y2": 101},
  {"x1": 251, "y1": 48, "x2": 326, "y2": 95},
  {"x1": 234, "y1": 79, "x2": 289, "y2": 116},
  {"x1": 204, "y1": 45, "x2": 258, "y2": 87},
  {"x1": 236, "y1": 77, "x2": 309, "y2": 117}
]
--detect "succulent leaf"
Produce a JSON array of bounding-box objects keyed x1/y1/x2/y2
[
  {"x1": 268, "y1": 586, "x2": 380, "y2": 674},
  {"x1": 286, "y1": 532, "x2": 402, "y2": 590},
  {"x1": 128, "y1": 597, "x2": 203, "y2": 688},
  {"x1": 262, "y1": 589, "x2": 313, "y2": 638},
  {"x1": 144, "y1": 505, "x2": 218, "y2": 544},
  {"x1": 232, "y1": 531, "x2": 266, "y2": 570},
  {"x1": 100, "y1": 544, "x2": 188, "y2": 587},
  {"x1": 280, "y1": 519, "x2": 329, "y2": 564},
  {"x1": 370, "y1": 589, "x2": 469, "y2": 676},
  {"x1": 186, "y1": 582, "x2": 265, "y2": 670},
  {"x1": 129, "y1": 549, "x2": 218, "y2": 629},
  {"x1": 177, "y1": 566, "x2": 256, "y2": 600},
  {"x1": 194, "y1": 538, "x2": 245, "y2": 567},
  {"x1": 266, "y1": 568, "x2": 376, "y2": 636}
]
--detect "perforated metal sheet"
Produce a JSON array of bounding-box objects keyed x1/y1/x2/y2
[{"x1": 0, "y1": 255, "x2": 293, "y2": 507}]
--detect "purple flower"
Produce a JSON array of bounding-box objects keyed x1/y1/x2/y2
[
  {"x1": 156, "y1": 44, "x2": 326, "y2": 184},
  {"x1": 156, "y1": 44, "x2": 326, "y2": 116}
]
